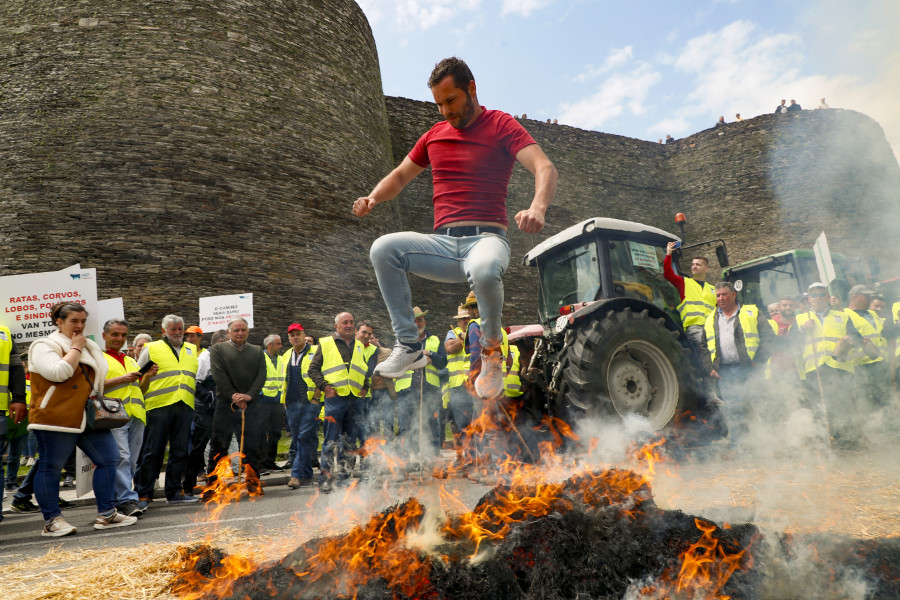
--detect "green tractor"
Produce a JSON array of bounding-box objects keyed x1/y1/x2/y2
[
  {"x1": 518, "y1": 217, "x2": 727, "y2": 434},
  {"x1": 722, "y1": 249, "x2": 861, "y2": 309}
]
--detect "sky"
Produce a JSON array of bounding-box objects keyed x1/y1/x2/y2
[{"x1": 356, "y1": 0, "x2": 900, "y2": 158}]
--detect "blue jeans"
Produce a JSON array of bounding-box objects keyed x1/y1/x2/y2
[
  {"x1": 111, "y1": 416, "x2": 145, "y2": 505},
  {"x1": 33, "y1": 429, "x2": 118, "y2": 521},
  {"x1": 285, "y1": 400, "x2": 320, "y2": 480},
  {"x1": 320, "y1": 395, "x2": 359, "y2": 476},
  {"x1": 369, "y1": 231, "x2": 510, "y2": 344}
]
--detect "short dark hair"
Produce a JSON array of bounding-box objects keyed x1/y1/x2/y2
[
  {"x1": 427, "y1": 57, "x2": 474, "y2": 91},
  {"x1": 691, "y1": 256, "x2": 709, "y2": 267},
  {"x1": 103, "y1": 318, "x2": 128, "y2": 333},
  {"x1": 356, "y1": 320, "x2": 373, "y2": 332}
]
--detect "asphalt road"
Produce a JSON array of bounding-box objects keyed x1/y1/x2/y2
[{"x1": 0, "y1": 470, "x2": 493, "y2": 565}]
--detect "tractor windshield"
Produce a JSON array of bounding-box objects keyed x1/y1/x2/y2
[
  {"x1": 538, "y1": 240, "x2": 601, "y2": 322},
  {"x1": 607, "y1": 238, "x2": 681, "y2": 312}
]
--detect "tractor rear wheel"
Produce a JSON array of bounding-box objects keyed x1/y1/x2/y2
[{"x1": 558, "y1": 308, "x2": 697, "y2": 430}]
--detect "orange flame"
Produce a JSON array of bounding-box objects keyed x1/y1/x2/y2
[{"x1": 200, "y1": 453, "x2": 264, "y2": 521}]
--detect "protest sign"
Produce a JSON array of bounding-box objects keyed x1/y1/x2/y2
[
  {"x1": 0, "y1": 268, "x2": 100, "y2": 342},
  {"x1": 199, "y1": 293, "x2": 254, "y2": 330}
]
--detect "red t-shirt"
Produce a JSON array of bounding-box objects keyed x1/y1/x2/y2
[{"x1": 408, "y1": 108, "x2": 536, "y2": 229}]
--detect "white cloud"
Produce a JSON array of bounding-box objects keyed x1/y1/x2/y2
[
  {"x1": 574, "y1": 46, "x2": 634, "y2": 83},
  {"x1": 357, "y1": 0, "x2": 481, "y2": 31},
  {"x1": 501, "y1": 0, "x2": 552, "y2": 17},
  {"x1": 645, "y1": 15, "x2": 900, "y2": 160},
  {"x1": 558, "y1": 63, "x2": 662, "y2": 130}
]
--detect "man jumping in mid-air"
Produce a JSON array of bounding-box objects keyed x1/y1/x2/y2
[{"x1": 353, "y1": 56, "x2": 557, "y2": 399}]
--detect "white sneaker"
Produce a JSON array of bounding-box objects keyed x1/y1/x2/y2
[
  {"x1": 374, "y1": 341, "x2": 427, "y2": 378},
  {"x1": 26, "y1": 457, "x2": 36, "y2": 467},
  {"x1": 474, "y1": 345, "x2": 504, "y2": 399},
  {"x1": 94, "y1": 509, "x2": 138, "y2": 530},
  {"x1": 42, "y1": 516, "x2": 77, "y2": 537}
]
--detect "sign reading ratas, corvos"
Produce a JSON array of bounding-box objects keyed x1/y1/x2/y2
[
  {"x1": 0, "y1": 268, "x2": 100, "y2": 342},
  {"x1": 199, "y1": 293, "x2": 254, "y2": 331}
]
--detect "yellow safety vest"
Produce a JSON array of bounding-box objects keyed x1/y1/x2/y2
[
  {"x1": 468, "y1": 318, "x2": 509, "y2": 359},
  {"x1": 678, "y1": 278, "x2": 716, "y2": 328},
  {"x1": 795, "y1": 310, "x2": 847, "y2": 374},
  {"x1": 893, "y1": 301, "x2": 900, "y2": 358},
  {"x1": 504, "y1": 345, "x2": 523, "y2": 397},
  {"x1": 0, "y1": 325, "x2": 12, "y2": 412},
  {"x1": 144, "y1": 340, "x2": 199, "y2": 411},
  {"x1": 395, "y1": 335, "x2": 441, "y2": 391},
  {"x1": 844, "y1": 309, "x2": 886, "y2": 366},
  {"x1": 103, "y1": 353, "x2": 146, "y2": 424},
  {"x1": 704, "y1": 304, "x2": 761, "y2": 364},
  {"x1": 262, "y1": 352, "x2": 286, "y2": 399},
  {"x1": 319, "y1": 336, "x2": 368, "y2": 397},
  {"x1": 815, "y1": 310, "x2": 855, "y2": 373},
  {"x1": 279, "y1": 344, "x2": 318, "y2": 402},
  {"x1": 362, "y1": 344, "x2": 378, "y2": 398},
  {"x1": 446, "y1": 327, "x2": 468, "y2": 389}
]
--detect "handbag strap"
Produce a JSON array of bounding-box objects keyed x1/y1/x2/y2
[{"x1": 80, "y1": 364, "x2": 117, "y2": 411}]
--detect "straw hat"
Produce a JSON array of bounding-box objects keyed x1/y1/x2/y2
[
  {"x1": 463, "y1": 291, "x2": 478, "y2": 307},
  {"x1": 453, "y1": 305, "x2": 470, "y2": 319},
  {"x1": 412, "y1": 306, "x2": 429, "y2": 318}
]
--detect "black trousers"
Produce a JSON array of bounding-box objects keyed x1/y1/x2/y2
[
  {"x1": 258, "y1": 402, "x2": 285, "y2": 467},
  {"x1": 206, "y1": 400, "x2": 264, "y2": 478},
  {"x1": 134, "y1": 401, "x2": 194, "y2": 500},
  {"x1": 183, "y1": 399, "x2": 216, "y2": 492}
]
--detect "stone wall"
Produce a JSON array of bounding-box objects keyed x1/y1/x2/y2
[
  {"x1": 384, "y1": 97, "x2": 900, "y2": 327},
  {"x1": 1, "y1": 1, "x2": 898, "y2": 345},
  {"x1": 0, "y1": 0, "x2": 397, "y2": 342}
]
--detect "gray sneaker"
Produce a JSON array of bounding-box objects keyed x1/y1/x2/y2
[
  {"x1": 94, "y1": 509, "x2": 138, "y2": 530},
  {"x1": 42, "y1": 515, "x2": 77, "y2": 537},
  {"x1": 168, "y1": 493, "x2": 200, "y2": 504},
  {"x1": 374, "y1": 341, "x2": 427, "y2": 378},
  {"x1": 118, "y1": 499, "x2": 145, "y2": 517}
]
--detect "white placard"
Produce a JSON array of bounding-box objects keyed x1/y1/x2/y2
[
  {"x1": 75, "y1": 448, "x2": 96, "y2": 498},
  {"x1": 630, "y1": 242, "x2": 661, "y2": 271},
  {"x1": 814, "y1": 232, "x2": 837, "y2": 285},
  {"x1": 199, "y1": 293, "x2": 254, "y2": 331},
  {"x1": 95, "y1": 298, "x2": 126, "y2": 350},
  {"x1": 0, "y1": 268, "x2": 100, "y2": 343}
]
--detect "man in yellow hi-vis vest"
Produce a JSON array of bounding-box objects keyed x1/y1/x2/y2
[
  {"x1": 444, "y1": 303, "x2": 473, "y2": 463},
  {"x1": 700, "y1": 282, "x2": 775, "y2": 449},
  {"x1": 394, "y1": 307, "x2": 448, "y2": 459},
  {"x1": 135, "y1": 314, "x2": 199, "y2": 507},
  {"x1": 308, "y1": 312, "x2": 373, "y2": 493},
  {"x1": 0, "y1": 324, "x2": 27, "y2": 518},
  {"x1": 792, "y1": 282, "x2": 862, "y2": 447},
  {"x1": 102, "y1": 318, "x2": 147, "y2": 518},
  {"x1": 835, "y1": 285, "x2": 897, "y2": 434},
  {"x1": 282, "y1": 323, "x2": 320, "y2": 488},
  {"x1": 259, "y1": 334, "x2": 286, "y2": 473}
]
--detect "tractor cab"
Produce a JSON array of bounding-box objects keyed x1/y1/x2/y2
[{"x1": 525, "y1": 218, "x2": 684, "y2": 327}]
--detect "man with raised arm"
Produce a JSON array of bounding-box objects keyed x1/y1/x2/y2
[{"x1": 353, "y1": 56, "x2": 557, "y2": 400}]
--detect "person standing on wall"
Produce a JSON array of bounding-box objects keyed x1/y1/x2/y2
[{"x1": 353, "y1": 56, "x2": 557, "y2": 401}]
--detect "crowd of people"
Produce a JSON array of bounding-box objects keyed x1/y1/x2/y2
[
  {"x1": 663, "y1": 241, "x2": 900, "y2": 454},
  {"x1": 0, "y1": 287, "x2": 531, "y2": 538}
]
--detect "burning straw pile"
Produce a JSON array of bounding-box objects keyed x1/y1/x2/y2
[{"x1": 170, "y1": 468, "x2": 763, "y2": 599}]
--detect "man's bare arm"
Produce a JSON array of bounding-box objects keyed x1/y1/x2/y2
[
  {"x1": 353, "y1": 157, "x2": 426, "y2": 217},
  {"x1": 513, "y1": 144, "x2": 558, "y2": 234}
]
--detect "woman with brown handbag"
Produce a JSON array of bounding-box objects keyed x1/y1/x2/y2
[{"x1": 27, "y1": 302, "x2": 138, "y2": 537}]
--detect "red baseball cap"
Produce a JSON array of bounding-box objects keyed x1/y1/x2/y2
[{"x1": 287, "y1": 323, "x2": 304, "y2": 333}]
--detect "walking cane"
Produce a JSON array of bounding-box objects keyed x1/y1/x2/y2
[{"x1": 239, "y1": 406, "x2": 246, "y2": 484}]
